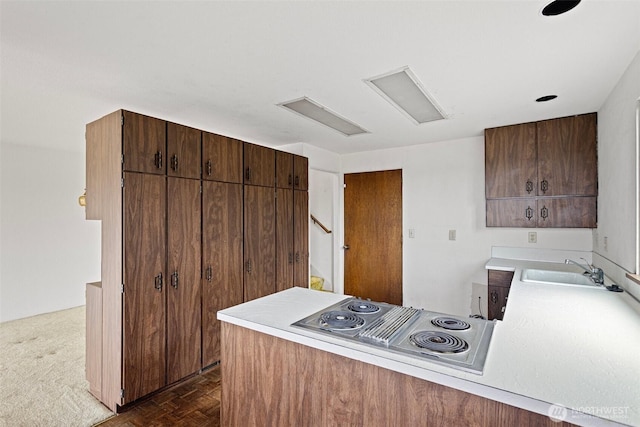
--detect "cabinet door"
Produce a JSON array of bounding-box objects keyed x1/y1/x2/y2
[
  {"x1": 486, "y1": 198, "x2": 537, "y2": 227},
  {"x1": 244, "y1": 185, "x2": 276, "y2": 301},
  {"x1": 488, "y1": 285, "x2": 509, "y2": 321},
  {"x1": 122, "y1": 172, "x2": 166, "y2": 404},
  {"x1": 244, "y1": 143, "x2": 275, "y2": 187},
  {"x1": 537, "y1": 197, "x2": 597, "y2": 228},
  {"x1": 276, "y1": 188, "x2": 294, "y2": 292},
  {"x1": 167, "y1": 123, "x2": 201, "y2": 179},
  {"x1": 202, "y1": 181, "x2": 243, "y2": 367},
  {"x1": 202, "y1": 133, "x2": 243, "y2": 183},
  {"x1": 485, "y1": 123, "x2": 537, "y2": 198},
  {"x1": 537, "y1": 113, "x2": 597, "y2": 197},
  {"x1": 293, "y1": 190, "x2": 309, "y2": 288},
  {"x1": 166, "y1": 177, "x2": 202, "y2": 384},
  {"x1": 276, "y1": 151, "x2": 294, "y2": 189},
  {"x1": 293, "y1": 155, "x2": 309, "y2": 191},
  {"x1": 123, "y1": 111, "x2": 166, "y2": 174}
]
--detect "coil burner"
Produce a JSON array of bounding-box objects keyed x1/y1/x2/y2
[
  {"x1": 431, "y1": 316, "x2": 471, "y2": 331},
  {"x1": 319, "y1": 311, "x2": 365, "y2": 330},
  {"x1": 410, "y1": 331, "x2": 469, "y2": 354},
  {"x1": 347, "y1": 301, "x2": 381, "y2": 314}
]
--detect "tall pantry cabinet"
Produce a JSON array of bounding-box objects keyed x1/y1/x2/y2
[{"x1": 85, "y1": 109, "x2": 309, "y2": 412}]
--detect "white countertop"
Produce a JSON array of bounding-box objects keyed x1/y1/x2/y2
[{"x1": 218, "y1": 262, "x2": 640, "y2": 427}]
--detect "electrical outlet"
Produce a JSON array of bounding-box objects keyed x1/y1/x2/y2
[
  {"x1": 408, "y1": 228, "x2": 415, "y2": 238},
  {"x1": 449, "y1": 229, "x2": 456, "y2": 241},
  {"x1": 604, "y1": 236, "x2": 608, "y2": 251},
  {"x1": 528, "y1": 232, "x2": 537, "y2": 243}
]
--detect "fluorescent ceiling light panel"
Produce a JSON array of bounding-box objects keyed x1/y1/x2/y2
[
  {"x1": 365, "y1": 67, "x2": 447, "y2": 125},
  {"x1": 279, "y1": 97, "x2": 368, "y2": 136}
]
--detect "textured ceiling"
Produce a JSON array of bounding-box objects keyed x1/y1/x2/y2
[{"x1": 1, "y1": 0, "x2": 639, "y2": 154}]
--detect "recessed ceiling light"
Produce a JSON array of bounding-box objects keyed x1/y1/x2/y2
[
  {"x1": 542, "y1": 0, "x2": 581, "y2": 16},
  {"x1": 536, "y1": 95, "x2": 558, "y2": 102},
  {"x1": 365, "y1": 67, "x2": 447, "y2": 125},
  {"x1": 278, "y1": 97, "x2": 368, "y2": 136}
]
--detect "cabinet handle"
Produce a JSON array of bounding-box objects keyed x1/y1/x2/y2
[
  {"x1": 295, "y1": 252, "x2": 300, "y2": 263},
  {"x1": 154, "y1": 272, "x2": 163, "y2": 292},
  {"x1": 540, "y1": 179, "x2": 549, "y2": 194},
  {"x1": 246, "y1": 259, "x2": 252, "y2": 274},
  {"x1": 171, "y1": 154, "x2": 178, "y2": 171},
  {"x1": 501, "y1": 306, "x2": 506, "y2": 313},
  {"x1": 525, "y1": 180, "x2": 533, "y2": 194},
  {"x1": 288, "y1": 174, "x2": 293, "y2": 186},
  {"x1": 294, "y1": 175, "x2": 300, "y2": 187},
  {"x1": 154, "y1": 151, "x2": 163, "y2": 169},
  {"x1": 206, "y1": 265, "x2": 212, "y2": 281},
  {"x1": 490, "y1": 290, "x2": 498, "y2": 304},
  {"x1": 525, "y1": 206, "x2": 533, "y2": 220},
  {"x1": 245, "y1": 167, "x2": 252, "y2": 182},
  {"x1": 288, "y1": 252, "x2": 293, "y2": 264},
  {"x1": 540, "y1": 205, "x2": 549, "y2": 220},
  {"x1": 171, "y1": 271, "x2": 179, "y2": 289},
  {"x1": 206, "y1": 160, "x2": 212, "y2": 176}
]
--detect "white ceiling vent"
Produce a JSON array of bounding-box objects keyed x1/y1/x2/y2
[
  {"x1": 365, "y1": 67, "x2": 447, "y2": 125},
  {"x1": 278, "y1": 97, "x2": 368, "y2": 136}
]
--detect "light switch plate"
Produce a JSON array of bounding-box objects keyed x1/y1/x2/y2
[
  {"x1": 528, "y1": 232, "x2": 537, "y2": 243},
  {"x1": 449, "y1": 230, "x2": 456, "y2": 241}
]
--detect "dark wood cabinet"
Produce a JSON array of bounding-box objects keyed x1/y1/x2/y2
[
  {"x1": 487, "y1": 270, "x2": 514, "y2": 321},
  {"x1": 485, "y1": 113, "x2": 597, "y2": 228},
  {"x1": 244, "y1": 143, "x2": 275, "y2": 187},
  {"x1": 202, "y1": 132, "x2": 243, "y2": 183},
  {"x1": 167, "y1": 123, "x2": 201, "y2": 179},
  {"x1": 244, "y1": 185, "x2": 276, "y2": 301},
  {"x1": 122, "y1": 111, "x2": 166, "y2": 174},
  {"x1": 276, "y1": 188, "x2": 294, "y2": 292},
  {"x1": 122, "y1": 172, "x2": 166, "y2": 404},
  {"x1": 166, "y1": 177, "x2": 202, "y2": 384},
  {"x1": 293, "y1": 154, "x2": 309, "y2": 191},
  {"x1": 201, "y1": 180, "x2": 243, "y2": 367},
  {"x1": 293, "y1": 190, "x2": 309, "y2": 287},
  {"x1": 276, "y1": 151, "x2": 294, "y2": 189}
]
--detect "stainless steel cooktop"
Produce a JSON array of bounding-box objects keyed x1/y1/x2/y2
[{"x1": 291, "y1": 297, "x2": 495, "y2": 374}]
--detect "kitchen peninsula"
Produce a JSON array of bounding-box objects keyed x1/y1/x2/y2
[{"x1": 218, "y1": 267, "x2": 640, "y2": 426}]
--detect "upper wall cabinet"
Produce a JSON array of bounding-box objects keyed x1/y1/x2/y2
[
  {"x1": 293, "y1": 155, "x2": 309, "y2": 191},
  {"x1": 276, "y1": 151, "x2": 294, "y2": 189},
  {"x1": 485, "y1": 113, "x2": 597, "y2": 228},
  {"x1": 202, "y1": 133, "x2": 243, "y2": 183},
  {"x1": 244, "y1": 143, "x2": 275, "y2": 187},
  {"x1": 122, "y1": 111, "x2": 166, "y2": 174},
  {"x1": 167, "y1": 123, "x2": 201, "y2": 179}
]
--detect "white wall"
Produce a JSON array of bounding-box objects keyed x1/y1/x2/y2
[
  {"x1": 340, "y1": 138, "x2": 593, "y2": 317},
  {"x1": 594, "y1": 50, "x2": 640, "y2": 299},
  {"x1": 0, "y1": 143, "x2": 101, "y2": 321},
  {"x1": 309, "y1": 169, "x2": 336, "y2": 291}
]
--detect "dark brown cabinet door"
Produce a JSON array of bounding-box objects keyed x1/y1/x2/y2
[
  {"x1": 202, "y1": 133, "x2": 243, "y2": 183},
  {"x1": 537, "y1": 113, "x2": 597, "y2": 197},
  {"x1": 244, "y1": 143, "x2": 275, "y2": 187},
  {"x1": 487, "y1": 270, "x2": 513, "y2": 321},
  {"x1": 293, "y1": 155, "x2": 309, "y2": 191},
  {"x1": 276, "y1": 151, "x2": 294, "y2": 189},
  {"x1": 122, "y1": 172, "x2": 166, "y2": 404},
  {"x1": 486, "y1": 198, "x2": 537, "y2": 227},
  {"x1": 293, "y1": 190, "x2": 309, "y2": 288},
  {"x1": 537, "y1": 197, "x2": 597, "y2": 228},
  {"x1": 485, "y1": 123, "x2": 537, "y2": 198},
  {"x1": 202, "y1": 181, "x2": 243, "y2": 367},
  {"x1": 276, "y1": 188, "x2": 294, "y2": 292},
  {"x1": 123, "y1": 111, "x2": 166, "y2": 174},
  {"x1": 166, "y1": 177, "x2": 202, "y2": 384},
  {"x1": 244, "y1": 185, "x2": 276, "y2": 302},
  {"x1": 167, "y1": 123, "x2": 201, "y2": 179}
]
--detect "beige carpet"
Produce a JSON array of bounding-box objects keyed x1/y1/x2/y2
[{"x1": 0, "y1": 306, "x2": 114, "y2": 427}]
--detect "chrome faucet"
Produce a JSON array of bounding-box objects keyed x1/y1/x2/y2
[{"x1": 565, "y1": 258, "x2": 604, "y2": 284}]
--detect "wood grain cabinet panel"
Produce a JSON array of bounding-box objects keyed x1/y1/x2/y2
[
  {"x1": 276, "y1": 188, "x2": 294, "y2": 292},
  {"x1": 166, "y1": 177, "x2": 202, "y2": 384},
  {"x1": 486, "y1": 198, "x2": 537, "y2": 227},
  {"x1": 122, "y1": 111, "x2": 166, "y2": 174},
  {"x1": 167, "y1": 123, "x2": 201, "y2": 179},
  {"x1": 202, "y1": 181, "x2": 243, "y2": 367},
  {"x1": 122, "y1": 172, "x2": 166, "y2": 404},
  {"x1": 244, "y1": 185, "x2": 276, "y2": 301},
  {"x1": 202, "y1": 133, "x2": 243, "y2": 183},
  {"x1": 537, "y1": 197, "x2": 597, "y2": 228},
  {"x1": 293, "y1": 190, "x2": 309, "y2": 288},
  {"x1": 488, "y1": 270, "x2": 514, "y2": 321},
  {"x1": 244, "y1": 143, "x2": 275, "y2": 187},
  {"x1": 293, "y1": 154, "x2": 309, "y2": 191},
  {"x1": 276, "y1": 151, "x2": 294, "y2": 189}
]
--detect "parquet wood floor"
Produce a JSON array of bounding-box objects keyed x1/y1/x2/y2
[{"x1": 95, "y1": 365, "x2": 221, "y2": 426}]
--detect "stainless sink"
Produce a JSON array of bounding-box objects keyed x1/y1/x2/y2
[{"x1": 520, "y1": 269, "x2": 602, "y2": 288}]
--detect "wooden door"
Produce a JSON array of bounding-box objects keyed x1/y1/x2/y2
[
  {"x1": 244, "y1": 143, "x2": 275, "y2": 187},
  {"x1": 293, "y1": 155, "x2": 309, "y2": 191},
  {"x1": 344, "y1": 170, "x2": 402, "y2": 305},
  {"x1": 122, "y1": 111, "x2": 166, "y2": 174},
  {"x1": 166, "y1": 177, "x2": 202, "y2": 384},
  {"x1": 293, "y1": 190, "x2": 309, "y2": 288},
  {"x1": 485, "y1": 123, "x2": 537, "y2": 198},
  {"x1": 167, "y1": 123, "x2": 201, "y2": 179},
  {"x1": 244, "y1": 185, "x2": 276, "y2": 301},
  {"x1": 536, "y1": 197, "x2": 597, "y2": 228},
  {"x1": 276, "y1": 188, "x2": 294, "y2": 292},
  {"x1": 537, "y1": 113, "x2": 597, "y2": 197},
  {"x1": 486, "y1": 198, "x2": 537, "y2": 227},
  {"x1": 202, "y1": 181, "x2": 243, "y2": 366},
  {"x1": 202, "y1": 133, "x2": 243, "y2": 183},
  {"x1": 122, "y1": 172, "x2": 166, "y2": 404},
  {"x1": 276, "y1": 151, "x2": 294, "y2": 189}
]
